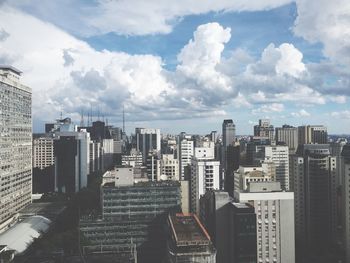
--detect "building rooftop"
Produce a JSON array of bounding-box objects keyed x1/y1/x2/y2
[
  {"x1": 0, "y1": 65, "x2": 22, "y2": 75},
  {"x1": 169, "y1": 214, "x2": 210, "y2": 246}
]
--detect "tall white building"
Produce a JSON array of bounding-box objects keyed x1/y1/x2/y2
[
  {"x1": 235, "y1": 182, "x2": 295, "y2": 263},
  {"x1": 178, "y1": 136, "x2": 194, "y2": 180},
  {"x1": 264, "y1": 145, "x2": 290, "y2": 191},
  {"x1": 135, "y1": 128, "x2": 161, "y2": 164},
  {"x1": 0, "y1": 66, "x2": 32, "y2": 230},
  {"x1": 190, "y1": 157, "x2": 220, "y2": 215}
]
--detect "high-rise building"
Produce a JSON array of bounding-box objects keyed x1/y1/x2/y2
[
  {"x1": 200, "y1": 191, "x2": 257, "y2": 263},
  {"x1": 298, "y1": 125, "x2": 328, "y2": 145},
  {"x1": 234, "y1": 182, "x2": 295, "y2": 263},
  {"x1": 264, "y1": 145, "x2": 290, "y2": 191},
  {"x1": 178, "y1": 136, "x2": 194, "y2": 180},
  {"x1": 53, "y1": 131, "x2": 90, "y2": 193},
  {"x1": 32, "y1": 135, "x2": 55, "y2": 193},
  {"x1": 234, "y1": 165, "x2": 274, "y2": 192},
  {"x1": 222, "y1": 119, "x2": 236, "y2": 148},
  {"x1": 341, "y1": 145, "x2": 350, "y2": 263},
  {"x1": 254, "y1": 119, "x2": 274, "y2": 141},
  {"x1": 290, "y1": 144, "x2": 337, "y2": 261},
  {"x1": 0, "y1": 66, "x2": 32, "y2": 230},
  {"x1": 190, "y1": 157, "x2": 220, "y2": 215},
  {"x1": 276, "y1": 125, "x2": 298, "y2": 154},
  {"x1": 135, "y1": 128, "x2": 161, "y2": 164},
  {"x1": 164, "y1": 213, "x2": 216, "y2": 263}
]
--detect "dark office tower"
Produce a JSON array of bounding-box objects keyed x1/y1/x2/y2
[
  {"x1": 222, "y1": 119, "x2": 236, "y2": 147},
  {"x1": 229, "y1": 203, "x2": 257, "y2": 263},
  {"x1": 276, "y1": 125, "x2": 298, "y2": 154},
  {"x1": 109, "y1": 127, "x2": 122, "y2": 141},
  {"x1": 291, "y1": 144, "x2": 337, "y2": 262},
  {"x1": 135, "y1": 128, "x2": 161, "y2": 164},
  {"x1": 254, "y1": 119, "x2": 274, "y2": 141},
  {"x1": 224, "y1": 145, "x2": 240, "y2": 191},
  {"x1": 298, "y1": 125, "x2": 328, "y2": 145},
  {"x1": 200, "y1": 191, "x2": 231, "y2": 263},
  {"x1": 340, "y1": 144, "x2": 350, "y2": 263},
  {"x1": 0, "y1": 66, "x2": 32, "y2": 230},
  {"x1": 54, "y1": 131, "x2": 90, "y2": 193}
]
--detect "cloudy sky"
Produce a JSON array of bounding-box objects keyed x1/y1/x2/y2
[{"x1": 0, "y1": 0, "x2": 349, "y2": 134}]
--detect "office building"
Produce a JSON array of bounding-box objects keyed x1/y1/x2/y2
[
  {"x1": 254, "y1": 119, "x2": 274, "y2": 142},
  {"x1": 190, "y1": 157, "x2": 220, "y2": 215},
  {"x1": 298, "y1": 125, "x2": 328, "y2": 145},
  {"x1": 160, "y1": 154, "x2": 179, "y2": 181},
  {"x1": 341, "y1": 145, "x2": 350, "y2": 263},
  {"x1": 80, "y1": 169, "x2": 181, "y2": 262},
  {"x1": 122, "y1": 149, "x2": 143, "y2": 167},
  {"x1": 229, "y1": 202, "x2": 257, "y2": 263},
  {"x1": 53, "y1": 130, "x2": 90, "y2": 193},
  {"x1": 0, "y1": 66, "x2": 32, "y2": 230},
  {"x1": 135, "y1": 128, "x2": 161, "y2": 164},
  {"x1": 290, "y1": 144, "x2": 337, "y2": 261},
  {"x1": 276, "y1": 125, "x2": 298, "y2": 154},
  {"x1": 222, "y1": 119, "x2": 235, "y2": 148},
  {"x1": 234, "y1": 165, "x2": 273, "y2": 192},
  {"x1": 234, "y1": 182, "x2": 295, "y2": 263},
  {"x1": 165, "y1": 213, "x2": 216, "y2": 263},
  {"x1": 178, "y1": 136, "x2": 194, "y2": 180},
  {"x1": 200, "y1": 191, "x2": 257, "y2": 263},
  {"x1": 146, "y1": 151, "x2": 161, "y2": 181},
  {"x1": 264, "y1": 145, "x2": 290, "y2": 190},
  {"x1": 32, "y1": 135, "x2": 55, "y2": 193}
]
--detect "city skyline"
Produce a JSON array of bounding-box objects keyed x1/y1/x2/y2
[{"x1": 0, "y1": 1, "x2": 349, "y2": 134}]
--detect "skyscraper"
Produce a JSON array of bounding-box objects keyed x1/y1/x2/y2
[
  {"x1": 341, "y1": 145, "x2": 350, "y2": 263},
  {"x1": 0, "y1": 66, "x2": 32, "y2": 229},
  {"x1": 222, "y1": 119, "x2": 235, "y2": 148},
  {"x1": 178, "y1": 135, "x2": 194, "y2": 180},
  {"x1": 290, "y1": 144, "x2": 337, "y2": 261},
  {"x1": 234, "y1": 182, "x2": 295, "y2": 263},
  {"x1": 298, "y1": 125, "x2": 328, "y2": 145},
  {"x1": 254, "y1": 119, "x2": 274, "y2": 141},
  {"x1": 275, "y1": 125, "x2": 298, "y2": 154},
  {"x1": 135, "y1": 128, "x2": 161, "y2": 164}
]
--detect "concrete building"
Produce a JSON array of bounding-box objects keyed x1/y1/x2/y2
[
  {"x1": 222, "y1": 119, "x2": 236, "y2": 148},
  {"x1": 135, "y1": 128, "x2": 161, "y2": 164},
  {"x1": 190, "y1": 158, "x2": 220, "y2": 215},
  {"x1": 165, "y1": 213, "x2": 216, "y2": 263},
  {"x1": 160, "y1": 154, "x2": 179, "y2": 181},
  {"x1": 80, "y1": 170, "x2": 181, "y2": 262},
  {"x1": 122, "y1": 149, "x2": 143, "y2": 167},
  {"x1": 298, "y1": 125, "x2": 328, "y2": 145},
  {"x1": 178, "y1": 136, "x2": 194, "y2": 180},
  {"x1": 341, "y1": 145, "x2": 350, "y2": 263},
  {"x1": 275, "y1": 125, "x2": 298, "y2": 154},
  {"x1": 200, "y1": 191, "x2": 257, "y2": 263},
  {"x1": 264, "y1": 145, "x2": 290, "y2": 191},
  {"x1": 32, "y1": 135, "x2": 55, "y2": 193},
  {"x1": 254, "y1": 119, "x2": 274, "y2": 142},
  {"x1": 229, "y1": 202, "x2": 257, "y2": 263},
  {"x1": 0, "y1": 66, "x2": 32, "y2": 230},
  {"x1": 53, "y1": 130, "x2": 90, "y2": 193},
  {"x1": 234, "y1": 182, "x2": 295, "y2": 263},
  {"x1": 234, "y1": 165, "x2": 273, "y2": 192},
  {"x1": 146, "y1": 151, "x2": 161, "y2": 181},
  {"x1": 290, "y1": 144, "x2": 336, "y2": 261}
]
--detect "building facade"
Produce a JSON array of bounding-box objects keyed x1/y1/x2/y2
[
  {"x1": 275, "y1": 125, "x2": 298, "y2": 154},
  {"x1": 0, "y1": 66, "x2": 32, "y2": 229}
]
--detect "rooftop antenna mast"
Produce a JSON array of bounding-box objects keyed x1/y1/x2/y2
[{"x1": 80, "y1": 109, "x2": 85, "y2": 127}]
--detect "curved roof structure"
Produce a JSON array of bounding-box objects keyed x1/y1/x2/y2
[{"x1": 0, "y1": 216, "x2": 51, "y2": 254}]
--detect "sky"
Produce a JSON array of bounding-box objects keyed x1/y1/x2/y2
[{"x1": 0, "y1": 0, "x2": 349, "y2": 135}]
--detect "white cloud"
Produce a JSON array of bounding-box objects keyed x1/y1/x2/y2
[
  {"x1": 331, "y1": 110, "x2": 350, "y2": 119},
  {"x1": 291, "y1": 109, "x2": 310, "y2": 117},
  {"x1": 294, "y1": 0, "x2": 350, "y2": 66},
  {"x1": 252, "y1": 103, "x2": 284, "y2": 114}
]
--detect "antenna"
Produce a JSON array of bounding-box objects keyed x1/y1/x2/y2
[
  {"x1": 87, "y1": 112, "x2": 90, "y2": 127},
  {"x1": 80, "y1": 109, "x2": 85, "y2": 127},
  {"x1": 60, "y1": 111, "x2": 63, "y2": 120}
]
